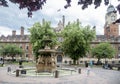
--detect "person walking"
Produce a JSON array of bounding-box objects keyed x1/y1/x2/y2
[
  {"x1": 90, "y1": 60, "x2": 93, "y2": 68},
  {"x1": 87, "y1": 66, "x2": 90, "y2": 76}
]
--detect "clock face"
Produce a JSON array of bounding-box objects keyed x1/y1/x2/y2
[
  {"x1": 109, "y1": 7, "x2": 114, "y2": 12},
  {"x1": 107, "y1": 6, "x2": 115, "y2": 13}
]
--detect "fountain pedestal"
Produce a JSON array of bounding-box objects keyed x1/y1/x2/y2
[{"x1": 36, "y1": 46, "x2": 57, "y2": 72}]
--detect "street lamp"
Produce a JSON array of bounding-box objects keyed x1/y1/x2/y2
[
  {"x1": 19, "y1": 55, "x2": 23, "y2": 68},
  {"x1": 2, "y1": 55, "x2": 4, "y2": 66}
]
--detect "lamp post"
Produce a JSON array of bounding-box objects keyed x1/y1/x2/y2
[
  {"x1": 2, "y1": 55, "x2": 4, "y2": 66},
  {"x1": 19, "y1": 55, "x2": 23, "y2": 68}
]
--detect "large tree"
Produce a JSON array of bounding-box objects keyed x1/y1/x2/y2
[
  {"x1": 61, "y1": 20, "x2": 95, "y2": 64},
  {"x1": 91, "y1": 42, "x2": 116, "y2": 64},
  {"x1": 0, "y1": 44, "x2": 23, "y2": 62},
  {"x1": 29, "y1": 20, "x2": 57, "y2": 61}
]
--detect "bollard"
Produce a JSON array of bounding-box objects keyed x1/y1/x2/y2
[
  {"x1": 78, "y1": 68, "x2": 81, "y2": 74},
  {"x1": 16, "y1": 69, "x2": 19, "y2": 77},
  {"x1": 69, "y1": 61, "x2": 72, "y2": 65},
  {"x1": 55, "y1": 70, "x2": 59, "y2": 78},
  {"x1": 7, "y1": 67, "x2": 11, "y2": 72}
]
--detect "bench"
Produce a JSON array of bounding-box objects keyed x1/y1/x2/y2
[
  {"x1": 103, "y1": 63, "x2": 120, "y2": 70},
  {"x1": 61, "y1": 68, "x2": 76, "y2": 74},
  {"x1": 109, "y1": 64, "x2": 120, "y2": 70}
]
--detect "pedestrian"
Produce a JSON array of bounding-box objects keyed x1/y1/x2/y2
[
  {"x1": 90, "y1": 60, "x2": 93, "y2": 68},
  {"x1": 87, "y1": 66, "x2": 90, "y2": 76}
]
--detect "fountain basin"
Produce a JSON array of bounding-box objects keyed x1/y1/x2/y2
[{"x1": 11, "y1": 67, "x2": 77, "y2": 77}]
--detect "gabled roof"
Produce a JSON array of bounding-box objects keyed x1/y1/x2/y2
[{"x1": 0, "y1": 35, "x2": 29, "y2": 41}]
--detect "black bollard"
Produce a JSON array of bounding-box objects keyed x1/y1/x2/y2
[
  {"x1": 7, "y1": 67, "x2": 11, "y2": 72},
  {"x1": 16, "y1": 69, "x2": 19, "y2": 77},
  {"x1": 78, "y1": 68, "x2": 81, "y2": 74},
  {"x1": 55, "y1": 70, "x2": 59, "y2": 78}
]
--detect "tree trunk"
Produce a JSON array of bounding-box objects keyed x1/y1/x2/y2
[
  {"x1": 12, "y1": 56, "x2": 14, "y2": 62},
  {"x1": 105, "y1": 58, "x2": 107, "y2": 64},
  {"x1": 73, "y1": 59, "x2": 76, "y2": 65},
  {"x1": 97, "y1": 58, "x2": 101, "y2": 65},
  {"x1": 36, "y1": 56, "x2": 38, "y2": 63}
]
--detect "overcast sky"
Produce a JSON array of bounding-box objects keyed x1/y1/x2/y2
[{"x1": 0, "y1": 0, "x2": 119, "y2": 36}]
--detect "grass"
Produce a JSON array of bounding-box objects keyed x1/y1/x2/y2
[
  {"x1": 64, "y1": 64, "x2": 102, "y2": 68},
  {"x1": 0, "y1": 64, "x2": 3, "y2": 67},
  {"x1": 4, "y1": 61, "x2": 36, "y2": 67}
]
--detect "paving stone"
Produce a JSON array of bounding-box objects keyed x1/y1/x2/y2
[{"x1": 0, "y1": 65, "x2": 120, "y2": 84}]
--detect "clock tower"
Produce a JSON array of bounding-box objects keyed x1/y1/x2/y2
[{"x1": 104, "y1": 5, "x2": 119, "y2": 39}]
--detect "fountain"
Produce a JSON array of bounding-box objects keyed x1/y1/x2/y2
[
  {"x1": 36, "y1": 28, "x2": 57, "y2": 73},
  {"x1": 11, "y1": 36, "x2": 78, "y2": 77},
  {"x1": 10, "y1": 21, "x2": 78, "y2": 78}
]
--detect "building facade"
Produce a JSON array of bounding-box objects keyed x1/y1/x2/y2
[
  {"x1": 0, "y1": 27, "x2": 33, "y2": 61},
  {"x1": 0, "y1": 5, "x2": 120, "y2": 63}
]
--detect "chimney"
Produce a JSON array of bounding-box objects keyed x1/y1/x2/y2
[
  {"x1": 93, "y1": 26, "x2": 96, "y2": 35},
  {"x1": 76, "y1": 19, "x2": 80, "y2": 25},
  {"x1": 12, "y1": 30, "x2": 16, "y2": 36},
  {"x1": 21, "y1": 26, "x2": 24, "y2": 36},
  {"x1": 42, "y1": 18, "x2": 45, "y2": 25},
  {"x1": 62, "y1": 15, "x2": 65, "y2": 27}
]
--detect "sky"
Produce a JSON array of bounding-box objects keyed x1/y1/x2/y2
[{"x1": 0, "y1": 0, "x2": 119, "y2": 36}]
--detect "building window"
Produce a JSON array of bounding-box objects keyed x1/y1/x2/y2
[
  {"x1": 26, "y1": 45, "x2": 29, "y2": 50},
  {"x1": 20, "y1": 45, "x2": 22, "y2": 49},
  {"x1": 106, "y1": 27, "x2": 110, "y2": 32},
  {"x1": 26, "y1": 54, "x2": 28, "y2": 57},
  {"x1": 20, "y1": 55, "x2": 22, "y2": 57},
  {"x1": 118, "y1": 47, "x2": 120, "y2": 50}
]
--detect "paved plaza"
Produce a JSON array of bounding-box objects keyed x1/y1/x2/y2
[{"x1": 0, "y1": 65, "x2": 120, "y2": 84}]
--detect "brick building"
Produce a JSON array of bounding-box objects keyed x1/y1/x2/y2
[
  {"x1": 0, "y1": 27, "x2": 33, "y2": 61},
  {"x1": 0, "y1": 5, "x2": 120, "y2": 63},
  {"x1": 91, "y1": 4, "x2": 120, "y2": 59},
  {"x1": 104, "y1": 4, "x2": 119, "y2": 39}
]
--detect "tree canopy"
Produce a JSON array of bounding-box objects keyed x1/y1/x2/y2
[
  {"x1": 61, "y1": 20, "x2": 95, "y2": 64},
  {"x1": 0, "y1": 44, "x2": 23, "y2": 61},
  {"x1": 91, "y1": 42, "x2": 116, "y2": 63},
  {"x1": 29, "y1": 20, "x2": 57, "y2": 60},
  {"x1": 0, "y1": 0, "x2": 120, "y2": 19}
]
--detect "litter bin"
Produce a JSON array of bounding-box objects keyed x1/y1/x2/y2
[
  {"x1": 19, "y1": 65, "x2": 23, "y2": 68},
  {"x1": 21, "y1": 70, "x2": 26, "y2": 74},
  {"x1": 19, "y1": 60, "x2": 23, "y2": 68},
  {"x1": 19, "y1": 60, "x2": 22, "y2": 65}
]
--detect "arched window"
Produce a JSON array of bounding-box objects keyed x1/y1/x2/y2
[
  {"x1": 57, "y1": 55, "x2": 62, "y2": 63},
  {"x1": 26, "y1": 45, "x2": 29, "y2": 50}
]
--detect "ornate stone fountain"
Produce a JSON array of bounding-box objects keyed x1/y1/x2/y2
[{"x1": 36, "y1": 29, "x2": 57, "y2": 72}]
